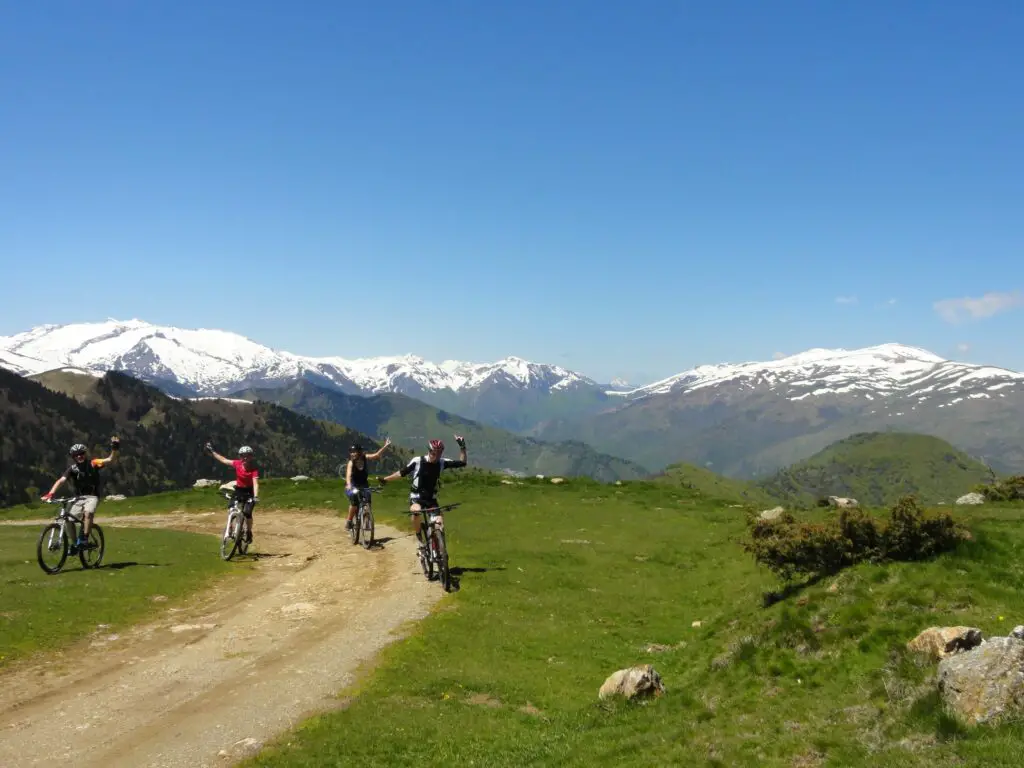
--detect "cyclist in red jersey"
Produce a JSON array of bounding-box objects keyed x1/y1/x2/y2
[{"x1": 206, "y1": 443, "x2": 260, "y2": 544}]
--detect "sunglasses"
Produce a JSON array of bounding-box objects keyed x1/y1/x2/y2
[{"x1": 73, "y1": 452, "x2": 86, "y2": 459}]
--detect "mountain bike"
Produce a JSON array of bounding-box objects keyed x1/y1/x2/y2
[
  {"x1": 220, "y1": 493, "x2": 255, "y2": 561},
  {"x1": 410, "y1": 502, "x2": 461, "y2": 592},
  {"x1": 36, "y1": 497, "x2": 105, "y2": 574},
  {"x1": 349, "y1": 487, "x2": 383, "y2": 549}
]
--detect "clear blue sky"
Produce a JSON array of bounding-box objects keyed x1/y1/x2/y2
[{"x1": 2, "y1": 1, "x2": 1022, "y2": 384}]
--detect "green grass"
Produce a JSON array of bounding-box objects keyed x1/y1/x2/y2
[
  {"x1": 654, "y1": 460, "x2": 780, "y2": 507},
  {"x1": 0, "y1": 525, "x2": 235, "y2": 667},
  {"x1": 230, "y1": 472, "x2": 1024, "y2": 767}
]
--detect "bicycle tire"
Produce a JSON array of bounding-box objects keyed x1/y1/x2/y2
[
  {"x1": 221, "y1": 512, "x2": 241, "y2": 560},
  {"x1": 417, "y1": 523, "x2": 432, "y2": 580},
  {"x1": 349, "y1": 496, "x2": 361, "y2": 545},
  {"x1": 237, "y1": 503, "x2": 251, "y2": 556},
  {"x1": 37, "y1": 523, "x2": 69, "y2": 575},
  {"x1": 361, "y1": 502, "x2": 374, "y2": 549},
  {"x1": 79, "y1": 525, "x2": 105, "y2": 569},
  {"x1": 434, "y1": 528, "x2": 451, "y2": 592}
]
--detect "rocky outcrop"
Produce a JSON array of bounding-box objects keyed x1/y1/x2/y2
[
  {"x1": 955, "y1": 492, "x2": 985, "y2": 505},
  {"x1": 938, "y1": 637, "x2": 1024, "y2": 725},
  {"x1": 828, "y1": 496, "x2": 859, "y2": 508},
  {"x1": 759, "y1": 506, "x2": 785, "y2": 521},
  {"x1": 598, "y1": 664, "x2": 665, "y2": 701},
  {"x1": 193, "y1": 479, "x2": 219, "y2": 488},
  {"x1": 907, "y1": 626, "x2": 984, "y2": 661}
]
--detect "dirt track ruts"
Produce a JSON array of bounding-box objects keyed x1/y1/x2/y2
[{"x1": 0, "y1": 510, "x2": 443, "y2": 767}]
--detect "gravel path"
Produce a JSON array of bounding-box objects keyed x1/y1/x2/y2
[{"x1": 0, "y1": 510, "x2": 442, "y2": 767}]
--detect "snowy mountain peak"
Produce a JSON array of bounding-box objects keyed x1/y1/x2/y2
[{"x1": 0, "y1": 319, "x2": 593, "y2": 397}]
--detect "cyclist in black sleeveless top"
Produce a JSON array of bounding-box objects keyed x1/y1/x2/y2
[
  {"x1": 344, "y1": 438, "x2": 391, "y2": 530},
  {"x1": 380, "y1": 435, "x2": 468, "y2": 553}
]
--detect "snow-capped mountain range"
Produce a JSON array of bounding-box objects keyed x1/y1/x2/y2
[
  {"x1": 2, "y1": 321, "x2": 1023, "y2": 409},
  {"x1": 6, "y1": 319, "x2": 1024, "y2": 476},
  {"x1": 0, "y1": 319, "x2": 594, "y2": 397},
  {"x1": 609, "y1": 343, "x2": 1024, "y2": 405}
]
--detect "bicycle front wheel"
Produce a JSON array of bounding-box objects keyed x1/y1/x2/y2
[
  {"x1": 37, "y1": 523, "x2": 69, "y2": 574},
  {"x1": 79, "y1": 525, "x2": 105, "y2": 569},
  {"x1": 361, "y1": 504, "x2": 374, "y2": 549},
  {"x1": 433, "y1": 529, "x2": 451, "y2": 592},
  {"x1": 221, "y1": 513, "x2": 241, "y2": 560}
]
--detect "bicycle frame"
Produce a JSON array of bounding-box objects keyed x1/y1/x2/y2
[{"x1": 45, "y1": 497, "x2": 86, "y2": 537}]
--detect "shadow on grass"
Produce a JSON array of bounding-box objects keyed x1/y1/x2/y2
[
  {"x1": 762, "y1": 572, "x2": 827, "y2": 607},
  {"x1": 101, "y1": 561, "x2": 168, "y2": 570},
  {"x1": 448, "y1": 565, "x2": 506, "y2": 591}
]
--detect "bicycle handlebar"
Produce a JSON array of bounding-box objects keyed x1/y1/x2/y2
[
  {"x1": 44, "y1": 496, "x2": 84, "y2": 504},
  {"x1": 408, "y1": 502, "x2": 461, "y2": 514}
]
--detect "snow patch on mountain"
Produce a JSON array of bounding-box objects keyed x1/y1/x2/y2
[{"x1": 0, "y1": 348, "x2": 55, "y2": 376}]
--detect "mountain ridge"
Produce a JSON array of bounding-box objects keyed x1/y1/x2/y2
[{"x1": 230, "y1": 379, "x2": 649, "y2": 482}]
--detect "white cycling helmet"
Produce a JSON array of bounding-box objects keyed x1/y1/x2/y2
[
  {"x1": 69, "y1": 443, "x2": 87, "y2": 455},
  {"x1": 238, "y1": 445, "x2": 254, "y2": 456}
]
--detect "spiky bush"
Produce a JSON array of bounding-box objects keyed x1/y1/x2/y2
[{"x1": 744, "y1": 496, "x2": 967, "y2": 582}]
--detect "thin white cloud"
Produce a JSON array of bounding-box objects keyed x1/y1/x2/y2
[
  {"x1": 772, "y1": 351, "x2": 787, "y2": 360},
  {"x1": 887, "y1": 298, "x2": 897, "y2": 306},
  {"x1": 956, "y1": 343, "x2": 970, "y2": 354},
  {"x1": 835, "y1": 295, "x2": 858, "y2": 305},
  {"x1": 934, "y1": 291, "x2": 1024, "y2": 324}
]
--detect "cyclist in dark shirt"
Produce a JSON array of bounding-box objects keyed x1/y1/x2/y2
[
  {"x1": 344, "y1": 437, "x2": 392, "y2": 531},
  {"x1": 380, "y1": 435, "x2": 467, "y2": 552},
  {"x1": 42, "y1": 437, "x2": 120, "y2": 551}
]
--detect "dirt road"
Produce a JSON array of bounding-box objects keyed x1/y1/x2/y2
[{"x1": 0, "y1": 511, "x2": 443, "y2": 767}]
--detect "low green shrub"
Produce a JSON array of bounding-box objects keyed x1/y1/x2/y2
[
  {"x1": 976, "y1": 475, "x2": 1024, "y2": 502},
  {"x1": 743, "y1": 496, "x2": 967, "y2": 582}
]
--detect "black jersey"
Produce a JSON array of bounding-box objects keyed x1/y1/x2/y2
[
  {"x1": 399, "y1": 455, "x2": 466, "y2": 499},
  {"x1": 62, "y1": 460, "x2": 104, "y2": 497}
]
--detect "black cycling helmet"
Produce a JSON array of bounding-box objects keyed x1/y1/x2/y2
[{"x1": 350, "y1": 443, "x2": 364, "y2": 453}]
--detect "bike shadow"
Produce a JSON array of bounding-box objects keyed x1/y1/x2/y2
[
  {"x1": 102, "y1": 562, "x2": 167, "y2": 570},
  {"x1": 447, "y1": 565, "x2": 505, "y2": 591}
]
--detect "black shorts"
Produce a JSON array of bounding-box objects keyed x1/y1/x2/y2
[
  {"x1": 409, "y1": 496, "x2": 439, "y2": 511},
  {"x1": 233, "y1": 487, "x2": 255, "y2": 516}
]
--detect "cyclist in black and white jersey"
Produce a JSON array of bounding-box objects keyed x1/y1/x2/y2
[{"x1": 380, "y1": 434, "x2": 467, "y2": 552}]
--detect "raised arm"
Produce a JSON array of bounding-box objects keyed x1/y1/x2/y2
[
  {"x1": 205, "y1": 442, "x2": 235, "y2": 467},
  {"x1": 455, "y1": 434, "x2": 467, "y2": 465},
  {"x1": 93, "y1": 436, "x2": 121, "y2": 467},
  {"x1": 365, "y1": 437, "x2": 392, "y2": 461}
]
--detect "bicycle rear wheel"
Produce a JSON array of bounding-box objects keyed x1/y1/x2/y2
[
  {"x1": 361, "y1": 503, "x2": 374, "y2": 549},
  {"x1": 37, "y1": 523, "x2": 69, "y2": 574},
  {"x1": 79, "y1": 525, "x2": 105, "y2": 569}
]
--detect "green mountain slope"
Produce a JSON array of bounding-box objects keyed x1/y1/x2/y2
[
  {"x1": 0, "y1": 368, "x2": 404, "y2": 507},
  {"x1": 231, "y1": 379, "x2": 649, "y2": 482},
  {"x1": 653, "y1": 461, "x2": 780, "y2": 507},
  {"x1": 757, "y1": 432, "x2": 997, "y2": 506}
]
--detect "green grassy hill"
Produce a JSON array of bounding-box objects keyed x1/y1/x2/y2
[
  {"x1": 4, "y1": 474, "x2": 1024, "y2": 764},
  {"x1": 757, "y1": 432, "x2": 998, "y2": 507},
  {"x1": 653, "y1": 461, "x2": 780, "y2": 507},
  {"x1": 233, "y1": 379, "x2": 649, "y2": 482},
  {"x1": 0, "y1": 368, "x2": 406, "y2": 507}
]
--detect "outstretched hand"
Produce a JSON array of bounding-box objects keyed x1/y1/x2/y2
[{"x1": 454, "y1": 434, "x2": 466, "y2": 449}]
